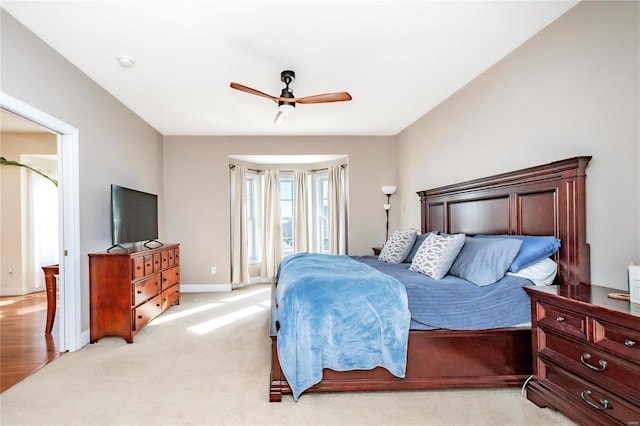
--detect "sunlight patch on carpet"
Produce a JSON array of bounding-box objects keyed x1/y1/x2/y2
[
  {"x1": 219, "y1": 287, "x2": 270, "y2": 303},
  {"x1": 188, "y1": 305, "x2": 267, "y2": 335},
  {"x1": 148, "y1": 303, "x2": 223, "y2": 326}
]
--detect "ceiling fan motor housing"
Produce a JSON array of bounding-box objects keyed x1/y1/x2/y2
[
  {"x1": 279, "y1": 71, "x2": 296, "y2": 110},
  {"x1": 278, "y1": 89, "x2": 295, "y2": 110}
]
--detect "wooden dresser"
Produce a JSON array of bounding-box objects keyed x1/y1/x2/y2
[
  {"x1": 525, "y1": 285, "x2": 640, "y2": 425},
  {"x1": 89, "y1": 244, "x2": 180, "y2": 343}
]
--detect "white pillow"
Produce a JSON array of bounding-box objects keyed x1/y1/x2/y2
[
  {"x1": 506, "y1": 257, "x2": 558, "y2": 286},
  {"x1": 409, "y1": 233, "x2": 465, "y2": 279},
  {"x1": 378, "y1": 230, "x2": 417, "y2": 263}
]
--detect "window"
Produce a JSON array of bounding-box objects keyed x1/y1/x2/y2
[
  {"x1": 313, "y1": 172, "x2": 329, "y2": 253},
  {"x1": 245, "y1": 172, "x2": 261, "y2": 262},
  {"x1": 279, "y1": 174, "x2": 294, "y2": 256}
]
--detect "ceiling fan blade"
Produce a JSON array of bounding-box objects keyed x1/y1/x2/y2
[
  {"x1": 274, "y1": 110, "x2": 288, "y2": 124},
  {"x1": 295, "y1": 92, "x2": 352, "y2": 104},
  {"x1": 230, "y1": 82, "x2": 277, "y2": 102}
]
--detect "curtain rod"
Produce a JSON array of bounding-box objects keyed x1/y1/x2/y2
[{"x1": 229, "y1": 164, "x2": 347, "y2": 174}]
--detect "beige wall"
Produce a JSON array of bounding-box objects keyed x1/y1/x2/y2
[
  {"x1": 163, "y1": 136, "x2": 396, "y2": 285},
  {"x1": 397, "y1": 1, "x2": 640, "y2": 290},
  {"x1": 1, "y1": 11, "x2": 164, "y2": 329},
  {"x1": 0, "y1": 132, "x2": 57, "y2": 295}
]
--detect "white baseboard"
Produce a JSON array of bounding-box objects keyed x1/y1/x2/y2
[{"x1": 180, "y1": 283, "x2": 232, "y2": 293}]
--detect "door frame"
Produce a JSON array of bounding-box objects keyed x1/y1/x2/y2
[{"x1": 1, "y1": 92, "x2": 83, "y2": 352}]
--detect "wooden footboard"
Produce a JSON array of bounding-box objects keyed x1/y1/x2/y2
[{"x1": 270, "y1": 327, "x2": 532, "y2": 402}]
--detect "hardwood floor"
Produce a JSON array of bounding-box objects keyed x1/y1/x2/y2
[{"x1": 0, "y1": 291, "x2": 61, "y2": 392}]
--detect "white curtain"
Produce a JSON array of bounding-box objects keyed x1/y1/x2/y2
[
  {"x1": 293, "y1": 170, "x2": 310, "y2": 253},
  {"x1": 260, "y1": 170, "x2": 282, "y2": 280},
  {"x1": 328, "y1": 165, "x2": 348, "y2": 255},
  {"x1": 230, "y1": 166, "x2": 251, "y2": 285},
  {"x1": 25, "y1": 170, "x2": 59, "y2": 291}
]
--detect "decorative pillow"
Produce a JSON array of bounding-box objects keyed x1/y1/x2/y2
[
  {"x1": 404, "y1": 231, "x2": 438, "y2": 263},
  {"x1": 378, "y1": 230, "x2": 417, "y2": 263},
  {"x1": 507, "y1": 257, "x2": 558, "y2": 286},
  {"x1": 475, "y1": 235, "x2": 561, "y2": 272},
  {"x1": 449, "y1": 237, "x2": 522, "y2": 286},
  {"x1": 409, "y1": 233, "x2": 465, "y2": 279}
]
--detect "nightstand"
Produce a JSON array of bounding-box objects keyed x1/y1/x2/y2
[
  {"x1": 372, "y1": 247, "x2": 382, "y2": 256},
  {"x1": 525, "y1": 285, "x2": 640, "y2": 425}
]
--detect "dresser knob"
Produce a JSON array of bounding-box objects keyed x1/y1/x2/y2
[
  {"x1": 580, "y1": 353, "x2": 607, "y2": 371},
  {"x1": 556, "y1": 316, "x2": 565, "y2": 322},
  {"x1": 580, "y1": 389, "x2": 609, "y2": 411},
  {"x1": 625, "y1": 339, "x2": 636, "y2": 347}
]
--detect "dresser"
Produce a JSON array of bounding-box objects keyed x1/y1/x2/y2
[
  {"x1": 89, "y1": 244, "x2": 180, "y2": 343},
  {"x1": 525, "y1": 285, "x2": 640, "y2": 425}
]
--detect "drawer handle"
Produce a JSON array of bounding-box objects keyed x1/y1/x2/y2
[
  {"x1": 625, "y1": 339, "x2": 636, "y2": 347},
  {"x1": 580, "y1": 389, "x2": 609, "y2": 411},
  {"x1": 137, "y1": 290, "x2": 142, "y2": 294},
  {"x1": 580, "y1": 353, "x2": 607, "y2": 371},
  {"x1": 556, "y1": 316, "x2": 565, "y2": 322}
]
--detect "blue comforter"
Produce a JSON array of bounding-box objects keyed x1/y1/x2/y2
[
  {"x1": 275, "y1": 253, "x2": 411, "y2": 400},
  {"x1": 352, "y1": 256, "x2": 533, "y2": 330}
]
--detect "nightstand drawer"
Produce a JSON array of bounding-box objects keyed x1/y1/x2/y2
[
  {"x1": 542, "y1": 330, "x2": 640, "y2": 405},
  {"x1": 537, "y1": 301, "x2": 587, "y2": 341},
  {"x1": 593, "y1": 319, "x2": 640, "y2": 366},
  {"x1": 544, "y1": 363, "x2": 640, "y2": 425}
]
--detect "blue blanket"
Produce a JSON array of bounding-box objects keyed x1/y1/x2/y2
[
  {"x1": 275, "y1": 253, "x2": 411, "y2": 400},
  {"x1": 352, "y1": 256, "x2": 533, "y2": 330}
]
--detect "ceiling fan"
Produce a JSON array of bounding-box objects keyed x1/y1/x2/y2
[{"x1": 230, "y1": 70, "x2": 352, "y2": 123}]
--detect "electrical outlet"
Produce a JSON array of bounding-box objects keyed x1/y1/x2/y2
[{"x1": 210, "y1": 266, "x2": 217, "y2": 274}]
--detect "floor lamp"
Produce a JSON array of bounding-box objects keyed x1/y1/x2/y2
[{"x1": 381, "y1": 185, "x2": 397, "y2": 242}]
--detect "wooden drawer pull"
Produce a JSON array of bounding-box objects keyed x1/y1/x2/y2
[
  {"x1": 556, "y1": 316, "x2": 565, "y2": 322},
  {"x1": 625, "y1": 339, "x2": 636, "y2": 347},
  {"x1": 580, "y1": 353, "x2": 607, "y2": 371},
  {"x1": 580, "y1": 389, "x2": 609, "y2": 411}
]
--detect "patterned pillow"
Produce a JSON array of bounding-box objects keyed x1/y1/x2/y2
[
  {"x1": 409, "y1": 233, "x2": 466, "y2": 279},
  {"x1": 378, "y1": 230, "x2": 417, "y2": 263}
]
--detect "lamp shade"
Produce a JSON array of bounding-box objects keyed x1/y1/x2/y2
[{"x1": 381, "y1": 185, "x2": 397, "y2": 195}]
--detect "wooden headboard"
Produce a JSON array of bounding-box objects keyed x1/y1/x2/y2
[{"x1": 418, "y1": 156, "x2": 591, "y2": 286}]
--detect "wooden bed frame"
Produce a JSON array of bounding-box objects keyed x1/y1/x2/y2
[{"x1": 269, "y1": 156, "x2": 592, "y2": 402}]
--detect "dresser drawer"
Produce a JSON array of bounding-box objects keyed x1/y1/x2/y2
[
  {"x1": 537, "y1": 301, "x2": 587, "y2": 341},
  {"x1": 132, "y1": 256, "x2": 145, "y2": 279},
  {"x1": 144, "y1": 254, "x2": 154, "y2": 276},
  {"x1": 541, "y1": 330, "x2": 640, "y2": 405},
  {"x1": 161, "y1": 265, "x2": 180, "y2": 290},
  {"x1": 593, "y1": 319, "x2": 640, "y2": 366},
  {"x1": 543, "y1": 362, "x2": 640, "y2": 425},
  {"x1": 162, "y1": 285, "x2": 180, "y2": 311},
  {"x1": 132, "y1": 274, "x2": 161, "y2": 307},
  {"x1": 133, "y1": 293, "x2": 162, "y2": 331},
  {"x1": 161, "y1": 250, "x2": 170, "y2": 270},
  {"x1": 167, "y1": 249, "x2": 175, "y2": 267}
]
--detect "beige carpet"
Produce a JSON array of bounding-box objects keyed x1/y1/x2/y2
[{"x1": 0, "y1": 284, "x2": 575, "y2": 425}]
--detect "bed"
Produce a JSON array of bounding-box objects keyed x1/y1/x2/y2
[{"x1": 269, "y1": 156, "x2": 592, "y2": 402}]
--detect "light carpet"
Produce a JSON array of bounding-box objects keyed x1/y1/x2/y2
[{"x1": 0, "y1": 284, "x2": 575, "y2": 425}]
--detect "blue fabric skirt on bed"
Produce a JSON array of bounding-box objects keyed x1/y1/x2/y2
[{"x1": 352, "y1": 255, "x2": 533, "y2": 330}]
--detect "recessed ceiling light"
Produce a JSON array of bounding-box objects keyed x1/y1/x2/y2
[{"x1": 117, "y1": 55, "x2": 134, "y2": 68}]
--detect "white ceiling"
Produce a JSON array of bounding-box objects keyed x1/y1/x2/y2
[{"x1": 2, "y1": 1, "x2": 578, "y2": 136}]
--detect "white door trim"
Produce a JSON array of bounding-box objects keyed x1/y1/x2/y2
[{"x1": 1, "y1": 92, "x2": 84, "y2": 352}]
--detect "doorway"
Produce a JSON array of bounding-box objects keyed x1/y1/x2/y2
[{"x1": 0, "y1": 92, "x2": 82, "y2": 358}]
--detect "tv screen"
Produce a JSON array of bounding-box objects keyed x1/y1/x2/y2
[{"x1": 111, "y1": 184, "x2": 158, "y2": 246}]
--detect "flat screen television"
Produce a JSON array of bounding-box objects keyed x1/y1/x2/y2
[{"x1": 110, "y1": 184, "x2": 160, "y2": 251}]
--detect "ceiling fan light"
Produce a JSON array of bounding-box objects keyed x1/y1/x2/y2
[{"x1": 278, "y1": 102, "x2": 295, "y2": 113}]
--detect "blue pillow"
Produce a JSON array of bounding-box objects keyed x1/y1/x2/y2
[
  {"x1": 449, "y1": 237, "x2": 522, "y2": 286},
  {"x1": 404, "y1": 231, "x2": 438, "y2": 263},
  {"x1": 475, "y1": 235, "x2": 561, "y2": 272}
]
